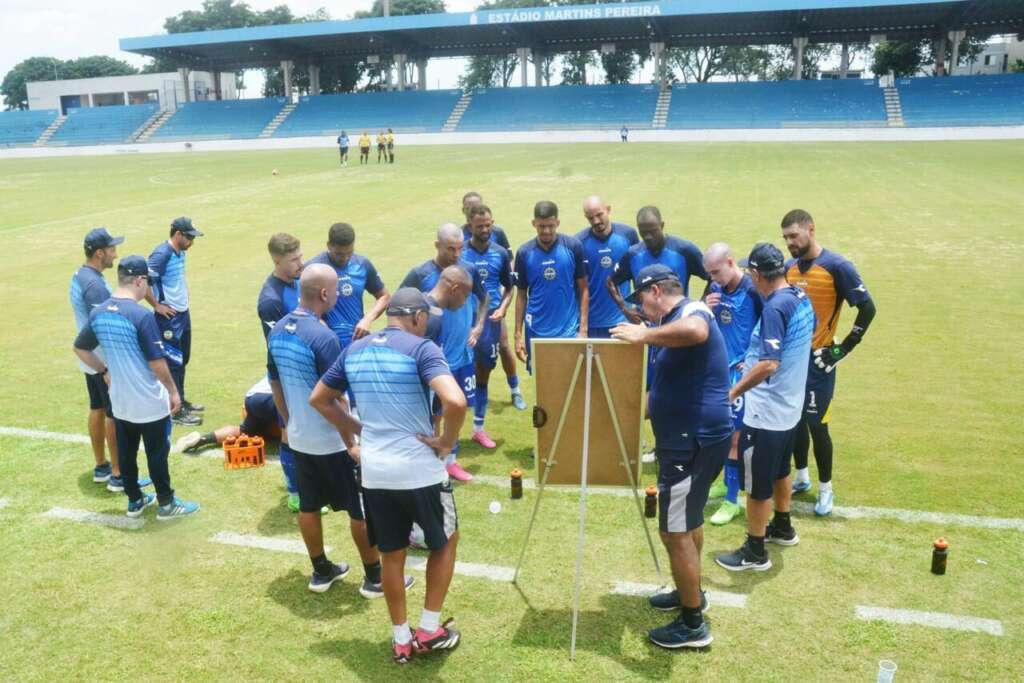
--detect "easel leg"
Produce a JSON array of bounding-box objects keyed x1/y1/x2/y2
[{"x1": 569, "y1": 343, "x2": 594, "y2": 661}]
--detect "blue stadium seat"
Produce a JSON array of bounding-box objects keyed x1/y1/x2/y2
[
  {"x1": 666, "y1": 79, "x2": 887, "y2": 129},
  {"x1": 48, "y1": 104, "x2": 159, "y2": 146},
  {"x1": 897, "y1": 74, "x2": 1024, "y2": 127},
  {"x1": 0, "y1": 109, "x2": 58, "y2": 146},
  {"x1": 457, "y1": 85, "x2": 659, "y2": 131},
  {"x1": 151, "y1": 98, "x2": 286, "y2": 141},
  {"x1": 275, "y1": 90, "x2": 462, "y2": 137}
]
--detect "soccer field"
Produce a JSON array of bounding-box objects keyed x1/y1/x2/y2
[{"x1": 1, "y1": 141, "x2": 1022, "y2": 681}]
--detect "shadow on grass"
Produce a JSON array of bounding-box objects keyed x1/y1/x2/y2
[
  {"x1": 310, "y1": 637, "x2": 455, "y2": 680},
  {"x1": 512, "y1": 593, "x2": 697, "y2": 679},
  {"x1": 256, "y1": 496, "x2": 299, "y2": 536},
  {"x1": 77, "y1": 470, "x2": 112, "y2": 500},
  {"x1": 702, "y1": 543, "x2": 787, "y2": 593},
  {"x1": 266, "y1": 569, "x2": 370, "y2": 621}
]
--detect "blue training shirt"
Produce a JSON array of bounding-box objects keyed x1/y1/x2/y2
[
  {"x1": 70, "y1": 265, "x2": 112, "y2": 373},
  {"x1": 648, "y1": 299, "x2": 733, "y2": 450},
  {"x1": 461, "y1": 239, "x2": 512, "y2": 314},
  {"x1": 742, "y1": 286, "x2": 816, "y2": 431},
  {"x1": 611, "y1": 235, "x2": 708, "y2": 297},
  {"x1": 461, "y1": 223, "x2": 511, "y2": 250},
  {"x1": 307, "y1": 251, "x2": 386, "y2": 349},
  {"x1": 337, "y1": 134, "x2": 349, "y2": 148},
  {"x1": 575, "y1": 222, "x2": 639, "y2": 329},
  {"x1": 257, "y1": 273, "x2": 299, "y2": 341},
  {"x1": 74, "y1": 297, "x2": 170, "y2": 423},
  {"x1": 321, "y1": 327, "x2": 452, "y2": 490},
  {"x1": 266, "y1": 308, "x2": 344, "y2": 455},
  {"x1": 147, "y1": 241, "x2": 189, "y2": 311},
  {"x1": 514, "y1": 234, "x2": 587, "y2": 338},
  {"x1": 710, "y1": 273, "x2": 763, "y2": 371},
  {"x1": 402, "y1": 260, "x2": 486, "y2": 370}
]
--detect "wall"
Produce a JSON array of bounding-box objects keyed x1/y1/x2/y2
[{"x1": 27, "y1": 72, "x2": 237, "y2": 112}]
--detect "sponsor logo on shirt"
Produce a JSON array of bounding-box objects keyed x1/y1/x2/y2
[{"x1": 765, "y1": 339, "x2": 781, "y2": 350}]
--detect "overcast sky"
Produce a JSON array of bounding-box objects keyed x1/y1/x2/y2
[{"x1": 2, "y1": 0, "x2": 483, "y2": 94}]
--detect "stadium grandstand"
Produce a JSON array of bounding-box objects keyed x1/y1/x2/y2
[{"x1": 1, "y1": 0, "x2": 1023, "y2": 148}]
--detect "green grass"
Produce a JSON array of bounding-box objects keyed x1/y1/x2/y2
[{"x1": 1, "y1": 142, "x2": 1022, "y2": 681}]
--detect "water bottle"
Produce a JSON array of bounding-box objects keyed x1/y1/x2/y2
[
  {"x1": 510, "y1": 469, "x2": 523, "y2": 500},
  {"x1": 931, "y1": 538, "x2": 948, "y2": 575},
  {"x1": 644, "y1": 486, "x2": 657, "y2": 518}
]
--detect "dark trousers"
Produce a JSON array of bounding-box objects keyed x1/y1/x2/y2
[
  {"x1": 156, "y1": 310, "x2": 191, "y2": 402},
  {"x1": 116, "y1": 416, "x2": 173, "y2": 504}
]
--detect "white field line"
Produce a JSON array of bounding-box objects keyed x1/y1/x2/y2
[
  {"x1": 610, "y1": 581, "x2": 748, "y2": 609},
  {"x1": 211, "y1": 531, "x2": 329, "y2": 555},
  {"x1": 7, "y1": 426, "x2": 1024, "y2": 533},
  {"x1": 397, "y1": 556, "x2": 516, "y2": 583},
  {"x1": 855, "y1": 605, "x2": 1004, "y2": 637},
  {"x1": 42, "y1": 506, "x2": 145, "y2": 530},
  {"x1": 0, "y1": 497, "x2": 10, "y2": 511}
]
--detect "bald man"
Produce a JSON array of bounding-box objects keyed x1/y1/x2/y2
[{"x1": 575, "y1": 195, "x2": 639, "y2": 338}]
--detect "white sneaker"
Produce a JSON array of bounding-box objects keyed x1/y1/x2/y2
[{"x1": 172, "y1": 431, "x2": 202, "y2": 454}]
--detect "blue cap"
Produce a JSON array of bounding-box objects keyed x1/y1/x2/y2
[
  {"x1": 739, "y1": 243, "x2": 785, "y2": 275},
  {"x1": 625, "y1": 264, "x2": 680, "y2": 304},
  {"x1": 171, "y1": 216, "x2": 204, "y2": 237},
  {"x1": 117, "y1": 255, "x2": 157, "y2": 280},
  {"x1": 84, "y1": 227, "x2": 124, "y2": 251}
]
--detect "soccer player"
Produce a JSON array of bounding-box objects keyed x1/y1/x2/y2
[
  {"x1": 781, "y1": 209, "x2": 876, "y2": 516},
  {"x1": 376, "y1": 130, "x2": 387, "y2": 163},
  {"x1": 358, "y1": 131, "x2": 371, "y2": 164},
  {"x1": 461, "y1": 204, "x2": 520, "y2": 447},
  {"x1": 267, "y1": 264, "x2": 396, "y2": 598},
  {"x1": 402, "y1": 224, "x2": 488, "y2": 482},
  {"x1": 172, "y1": 376, "x2": 281, "y2": 454},
  {"x1": 307, "y1": 223, "x2": 390, "y2": 351},
  {"x1": 336, "y1": 130, "x2": 350, "y2": 166},
  {"x1": 703, "y1": 243, "x2": 763, "y2": 526},
  {"x1": 575, "y1": 195, "x2": 639, "y2": 338},
  {"x1": 74, "y1": 256, "x2": 199, "y2": 520},
  {"x1": 71, "y1": 227, "x2": 126, "y2": 491},
  {"x1": 459, "y1": 192, "x2": 511, "y2": 249},
  {"x1": 620, "y1": 125, "x2": 629, "y2": 142},
  {"x1": 386, "y1": 128, "x2": 395, "y2": 163},
  {"x1": 147, "y1": 216, "x2": 203, "y2": 427},
  {"x1": 514, "y1": 200, "x2": 589, "y2": 371},
  {"x1": 310, "y1": 287, "x2": 467, "y2": 665},
  {"x1": 715, "y1": 244, "x2": 815, "y2": 572},
  {"x1": 610, "y1": 264, "x2": 732, "y2": 650}
]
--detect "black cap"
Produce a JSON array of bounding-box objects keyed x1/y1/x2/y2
[
  {"x1": 117, "y1": 255, "x2": 157, "y2": 280},
  {"x1": 739, "y1": 243, "x2": 786, "y2": 275},
  {"x1": 387, "y1": 287, "x2": 431, "y2": 316},
  {"x1": 171, "y1": 216, "x2": 204, "y2": 237},
  {"x1": 625, "y1": 264, "x2": 680, "y2": 304},
  {"x1": 84, "y1": 227, "x2": 124, "y2": 251}
]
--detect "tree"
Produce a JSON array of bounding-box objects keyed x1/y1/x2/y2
[
  {"x1": 353, "y1": 0, "x2": 446, "y2": 91},
  {"x1": 871, "y1": 41, "x2": 925, "y2": 77},
  {"x1": 667, "y1": 46, "x2": 726, "y2": 83},
  {"x1": 2, "y1": 56, "x2": 139, "y2": 110},
  {"x1": 62, "y1": 56, "x2": 138, "y2": 80},
  {"x1": 460, "y1": 0, "x2": 547, "y2": 89},
  {"x1": 1013, "y1": 59, "x2": 1024, "y2": 74},
  {"x1": 600, "y1": 49, "x2": 638, "y2": 84},
  {"x1": 561, "y1": 51, "x2": 595, "y2": 85}
]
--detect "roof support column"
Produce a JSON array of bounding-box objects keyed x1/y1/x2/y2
[
  {"x1": 650, "y1": 42, "x2": 665, "y2": 88},
  {"x1": 949, "y1": 30, "x2": 966, "y2": 76},
  {"x1": 517, "y1": 48, "x2": 531, "y2": 87},
  {"x1": 839, "y1": 43, "x2": 850, "y2": 78},
  {"x1": 417, "y1": 58, "x2": 427, "y2": 90},
  {"x1": 178, "y1": 68, "x2": 191, "y2": 103},
  {"x1": 281, "y1": 60, "x2": 294, "y2": 99},
  {"x1": 933, "y1": 34, "x2": 948, "y2": 76},
  {"x1": 396, "y1": 53, "x2": 407, "y2": 91},
  {"x1": 792, "y1": 36, "x2": 808, "y2": 79},
  {"x1": 534, "y1": 52, "x2": 544, "y2": 86},
  {"x1": 308, "y1": 64, "x2": 321, "y2": 95}
]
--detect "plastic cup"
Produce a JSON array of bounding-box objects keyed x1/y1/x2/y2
[
  {"x1": 489, "y1": 501, "x2": 501, "y2": 514},
  {"x1": 877, "y1": 659, "x2": 897, "y2": 683}
]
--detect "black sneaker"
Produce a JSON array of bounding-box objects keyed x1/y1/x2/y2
[
  {"x1": 649, "y1": 614, "x2": 713, "y2": 650},
  {"x1": 715, "y1": 544, "x2": 772, "y2": 572},
  {"x1": 308, "y1": 561, "x2": 350, "y2": 593},
  {"x1": 766, "y1": 521, "x2": 800, "y2": 546},
  {"x1": 360, "y1": 574, "x2": 415, "y2": 599},
  {"x1": 648, "y1": 589, "x2": 708, "y2": 613},
  {"x1": 172, "y1": 410, "x2": 202, "y2": 426},
  {"x1": 183, "y1": 400, "x2": 204, "y2": 413}
]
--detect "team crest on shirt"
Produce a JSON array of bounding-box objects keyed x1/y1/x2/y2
[
  {"x1": 340, "y1": 283, "x2": 353, "y2": 296},
  {"x1": 285, "y1": 322, "x2": 297, "y2": 334},
  {"x1": 720, "y1": 309, "x2": 733, "y2": 324},
  {"x1": 163, "y1": 330, "x2": 173, "y2": 340},
  {"x1": 600, "y1": 255, "x2": 612, "y2": 269},
  {"x1": 478, "y1": 268, "x2": 488, "y2": 281},
  {"x1": 543, "y1": 267, "x2": 556, "y2": 281}
]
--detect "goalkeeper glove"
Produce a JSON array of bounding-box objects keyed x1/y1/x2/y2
[{"x1": 813, "y1": 344, "x2": 848, "y2": 373}]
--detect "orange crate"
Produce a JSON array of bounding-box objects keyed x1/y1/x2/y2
[{"x1": 223, "y1": 435, "x2": 265, "y2": 469}]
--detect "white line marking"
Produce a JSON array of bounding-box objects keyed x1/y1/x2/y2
[
  {"x1": 211, "y1": 531, "x2": 328, "y2": 555},
  {"x1": 0, "y1": 498, "x2": 10, "y2": 511},
  {"x1": 405, "y1": 555, "x2": 515, "y2": 583},
  {"x1": 42, "y1": 506, "x2": 144, "y2": 530},
  {"x1": 610, "y1": 581, "x2": 748, "y2": 609},
  {"x1": 0, "y1": 426, "x2": 89, "y2": 444},
  {"x1": 855, "y1": 605, "x2": 1004, "y2": 636}
]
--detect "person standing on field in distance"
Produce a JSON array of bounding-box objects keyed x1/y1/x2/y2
[
  {"x1": 620, "y1": 125, "x2": 629, "y2": 142},
  {"x1": 310, "y1": 287, "x2": 466, "y2": 665},
  {"x1": 514, "y1": 200, "x2": 589, "y2": 372},
  {"x1": 781, "y1": 209, "x2": 876, "y2": 517},
  {"x1": 72, "y1": 227, "x2": 133, "y2": 492},
  {"x1": 703, "y1": 243, "x2": 763, "y2": 526},
  {"x1": 575, "y1": 195, "x2": 639, "y2": 338},
  {"x1": 147, "y1": 216, "x2": 203, "y2": 427},
  {"x1": 386, "y1": 128, "x2": 395, "y2": 163},
  {"x1": 336, "y1": 130, "x2": 350, "y2": 166},
  {"x1": 715, "y1": 244, "x2": 815, "y2": 573},
  {"x1": 376, "y1": 130, "x2": 387, "y2": 163},
  {"x1": 358, "y1": 131, "x2": 371, "y2": 164},
  {"x1": 611, "y1": 264, "x2": 732, "y2": 650},
  {"x1": 74, "y1": 256, "x2": 199, "y2": 521},
  {"x1": 267, "y1": 264, "x2": 404, "y2": 599}
]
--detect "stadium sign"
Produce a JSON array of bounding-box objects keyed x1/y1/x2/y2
[{"x1": 479, "y1": 3, "x2": 662, "y2": 25}]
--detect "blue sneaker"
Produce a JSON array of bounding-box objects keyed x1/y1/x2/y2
[
  {"x1": 156, "y1": 497, "x2": 200, "y2": 521},
  {"x1": 649, "y1": 615, "x2": 713, "y2": 649},
  {"x1": 360, "y1": 574, "x2": 415, "y2": 600},
  {"x1": 127, "y1": 493, "x2": 156, "y2": 518},
  {"x1": 107, "y1": 476, "x2": 152, "y2": 493},
  {"x1": 511, "y1": 392, "x2": 527, "y2": 411},
  {"x1": 309, "y1": 561, "x2": 350, "y2": 593},
  {"x1": 93, "y1": 462, "x2": 112, "y2": 483},
  {"x1": 792, "y1": 479, "x2": 812, "y2": 494},
  {"x1": 814, "y1": 489, "x2": 834, "y2": 516}
]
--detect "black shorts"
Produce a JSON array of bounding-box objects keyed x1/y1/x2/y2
[
  {"x1": 656, "y1": 438, "x2": 730, "y2": 533},
  {"x1": 293, "y1": 449, "x2": 363, "y2": 519},
  {"x1": 738, "y1": 425, "x2": 796, "y2": 500},
  {"x1": 803, "y1": 358, "x2": 837, "y2": 425},
  {"x1": 364, "y1": 481, "x2": 458, "y2": 553},
  {"x1": 360, "y1": 146, "x2": 370, "y2": 154},
  {"x1": 240, "y1": 393, "x2": 280, "y2": 438},
  {"x1": 84, "y1": 373, "x2": 113, "y2": 418}
]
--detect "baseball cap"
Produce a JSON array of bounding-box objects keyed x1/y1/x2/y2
[
  {"x1": 117, "y1": 255, "x2": 157, "y2": 280},
  {"x1": 387, "y1": 287, "x2": 431, "y2": 316},
  {"x1": 84, "y1": 227, "x2": 124, "y2": 251},
  {"x1": 739, "y1": 243, "x2": 786, "y2": 275},
  {"x1": 171, "y1": 216, "x2": 204, "y2": 237},
  {"x1": 625, "y1": 264, "x2": 680, "y2": 304}
]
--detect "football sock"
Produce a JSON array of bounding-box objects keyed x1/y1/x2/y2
[
  {"x1": 311, "y1": 553, "x2": 333, "y2": 576},
  {"x1": 473, "y1": 384, "x2": 489, "y2": 430},
  {"x1": 746, "y1": 534, "x2": 766, "y2": 557},
  {"x1": 681, "y1": 605, "x2": 703, "y2": 629},
  {"x1": 364, "y1": 561, "x2": 382, "y2": 585},
  {"x1": 819, "y1": 480, "x2": 833, "y2": 493},
  {"x1": 419, "y1": 609, "x2": 441, "y2": 634},
  {"x1": 724, "y1": 460, "x2": 740, "y2": 504},
  {"x1": 795, "y1": 467, "x2": 810, "y2": 483},
  {"x1": 394, "y1": 623, "x2": 412, "y2": 645},
  {"x1": 773, "y1": 510, "x2": 792, "y2": 531},
  {"x1": 197, "y1": 432, "x2": 217, "y2": 447},
  {"x1": 508, "y1": 375, "x2": 521, "y2": 393}
]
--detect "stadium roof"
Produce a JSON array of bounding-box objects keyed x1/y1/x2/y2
[{"x1": 120, "y1": 0, "x2": 1024, "y2": 70}]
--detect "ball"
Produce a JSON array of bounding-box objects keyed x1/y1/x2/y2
[
  {"x1": 271, "y1": 168, "x2": 279, "y2": 176},
  {"x1": 489, "y1": 500, "x2": 502, "y2": 514}
]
